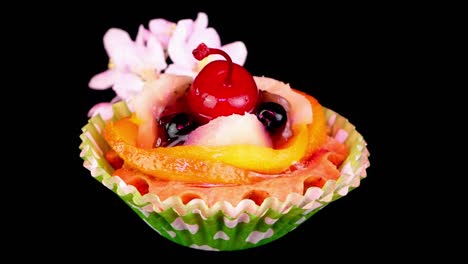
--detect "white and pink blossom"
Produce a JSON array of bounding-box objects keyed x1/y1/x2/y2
[
  {"x1": 87, "y1": 12, "x2": 248, "y2": 120},
  {"x1": 165, "y1": 12, "x2": 247, "y2": 78}
]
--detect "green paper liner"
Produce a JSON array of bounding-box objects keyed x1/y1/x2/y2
[{"x1": 79, "y1": 102, "x2": 370, "y2": 251}]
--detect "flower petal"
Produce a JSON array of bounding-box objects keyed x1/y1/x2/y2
[
  {"x1": 192, "y1": 12, "x2": 209, "y2": 34},
  {"x1": 88, "y1": 70, "x2": 116, "y2": 90},
  {"x1": 149, "y1": 18, "x2": 175, "y2": 48},
  {"x1": 113, "y1": 72, "x2": 144, "y2": 99},
  {"x1": 103, "y1": 28, "x2": 139, "y2": 69},
  {"x1": 143, "y1": 34, "x2": 167, "y2": 71},
  {"x1": 164, "y1": 63, "x2": 197, "y2": 78},
  {"x1": 110, "y1": 95, "x2": 122, "y2": 103},
  {"x1": 135, "y1": 25, "x2": 151, "y2": 46},
  {"x1": 87, "y1": 102, "x2": 114, "y2": 120},
  {"x1": 188, "y1": 12, "x2": 219, "y2": 49},
  {"x1": 189, "y1": 27, "x2": 221, "y2": 49},
  {"x1": 167, "y1": 19, "x2": 195, "y2": 68},
  {"x1": 187, "y1": 12, "x2": 221, "y2": 50},
  {"x1": 186, "y1": 27, "x2": 222, "y2": 66},
  {"x1": 222, "y1": 41, "x2": 248, "y2": 66}
]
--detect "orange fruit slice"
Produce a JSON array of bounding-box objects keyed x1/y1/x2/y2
[
  {"x1": 104, "y1": 122, "x2": 262, "y2": 184},
  {"x1": 103, "y1": 90, "x2": 328, "y2": 184},
  {"x1": 294, "y1": 90, "x2": 328, "y2": 160}
]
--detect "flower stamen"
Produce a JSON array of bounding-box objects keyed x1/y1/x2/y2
[
  {"x1": 138, "y1": 68, "x2": 160, "y2": 82},
  {"x1": 108, "y1": 59, "x2": 115, "y2": 70},
  {"x1": 168, "y1": 23, "x2": 176, "y2": 35}
]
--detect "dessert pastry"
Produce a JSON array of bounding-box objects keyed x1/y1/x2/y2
[{"x1": 80, "y1": 15, "x2": 370, "y2": 251}]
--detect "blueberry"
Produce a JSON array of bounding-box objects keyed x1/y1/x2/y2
[
  {"x1": 256, "y1": 102, "x2": 287, "y2": 132},
  {"x1": 163, "y1": 113, "x2": 198, "y2": 139}
]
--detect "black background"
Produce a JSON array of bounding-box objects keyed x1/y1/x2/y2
[{"x1": 30, "y1": 2, "x2": 445, "y2": 262}]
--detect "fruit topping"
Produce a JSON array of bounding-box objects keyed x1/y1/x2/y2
[
  {"x1": 256, "y1": 90, "x2": 293, "y2": 146},
  {"x1": 187, "y1": 43, "x2": 259, "y2": 124},
  {"x1": 259, "y1": 90, "x2": 291, "y2": 113},
  {"x1": 256, "y1": 102, "x2": 288, "y2": 133},
  {"x1": 184, "y1": 113, "x2": 272, "y2": 147},
  {"x1": 101, "y1": 70, "x2": 329, "y2": 182},
  {"x1": 131, "y1": 74, "x2": 192, "y2": 149},
  {"x1": 296, "y1": 90, "x2": 328, "y2": 161},
  {"x1": 104, "y1": 114, "x2": 310, "y2": 176},
  {"x1": 160, "y1": 113, "x2": 199, "y2": 146},
  {"x1": 254, "y1": 76, "x2": 313, "y2": 125}
]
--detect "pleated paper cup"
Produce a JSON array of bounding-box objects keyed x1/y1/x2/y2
[{"x1": 79, "y1": 101, "x2": 370, "y2": 251}]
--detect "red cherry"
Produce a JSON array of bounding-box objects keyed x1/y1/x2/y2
[{"x1": 187, "y1": 43, "x2": 259, "y2": 124}]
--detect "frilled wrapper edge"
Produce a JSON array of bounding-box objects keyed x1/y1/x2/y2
[{"x1": 79, "y1": 101, "x2": 370, "y2": 251}]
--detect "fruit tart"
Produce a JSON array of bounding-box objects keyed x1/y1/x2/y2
[{"x1": 80, "y1": 43, "x2": 370, "y2": 251}]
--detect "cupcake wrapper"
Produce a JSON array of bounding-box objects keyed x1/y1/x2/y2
[{"x1": 79, "y1": 101, "x2": 370, "y2": 251}]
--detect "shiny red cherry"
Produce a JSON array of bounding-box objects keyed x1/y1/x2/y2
[{"x1": 187, "y1": 43, "x2": 259, "y2": 124}]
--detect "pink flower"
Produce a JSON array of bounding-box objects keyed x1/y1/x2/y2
[
  {"x1": 88, "y1": 28, "x2": 167, "y2": 98},
  {"x1": 135, "y1": 19, "x2": 176, "y2": 51},
  {"x1": 148, "y1": 18, "x2": 177, "y2": 49},
  {"x1": 87, "y1": 96, "x2": 121, "y2": 120},
  {"x1": 88, "y1": 27, "x2": 167, "y2": 119},
  {"x1": 87, "y1": 102, "x2": 114, "y2": 120},
  {"x1": 164, "y1": 12, "x2": 247, "y2": 78},
  {"x1": 87, "y1": 13, "x2": 250, "y2": 120}
]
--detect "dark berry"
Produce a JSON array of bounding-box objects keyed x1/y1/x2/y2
[
  {"x1": 256, "y1": 102, "x2": 288, "y2": 132},
  {"x1": 163, "y1": 113, "x2": 198, "y2": 139},
  {"x1": 158, "y1": 113, "x2": 199, "y2": 146}
]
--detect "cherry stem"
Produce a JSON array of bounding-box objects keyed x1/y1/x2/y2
[{"x1": 193, "y1": 43, "x2": 233, "y2": 86}]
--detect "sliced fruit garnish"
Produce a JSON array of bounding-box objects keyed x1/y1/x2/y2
[
  {"x1": 131, "y1": 74, "x2": 192, "y2": 149},
  {"x1": 105, "y1": 113, "x2": 309, "y2": 174},
  {"x1": 105, "y1": 122, "x2": 262, "y2": 184},
  {"x1": 254, "y1": 76, "x2": 313, "y2": 125},
  {"x1": 184, "y1": 113, "x2": 273, "y2": 148},
  {"x1": 104, "y1": 122, "x2": 308, "y2": 184},
  {"x1": 295, "y1": 90, "x2": 328, "y2": 160},
  {"x1": 103, "y1": 87, "x2": 328, "y2": 184},
  {"x1": 112, "y1": 116, "x2": 138, "y2": 145},
  {"x1": 175, "y1": 123, "x2": 307, "y2": 173}
]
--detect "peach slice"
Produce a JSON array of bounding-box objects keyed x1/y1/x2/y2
[
  {"x1": 103, "y1": 89, "x2": 328, "y2": 184},
  {"x1": 254, "y1": 76, "x2": 313, "y2": 125},
  {"x1": 104, "y1": 122, "x2": 262, "y2": 184},
  {"x1": 111, "y1": 116, "x2": 138, "y2": 145},
  {"x1": 131, "y1": 74, "x2": 192, "y2": 149},
  {"x1": 105, "y1": 119, "x2": 309, "y2": 181},
  {"x1": 295, "y1": 90, "x2": 328, "y2": 160},
  {"x1": 184, "y1": 113, "x2": 273, "y2": 148}
]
